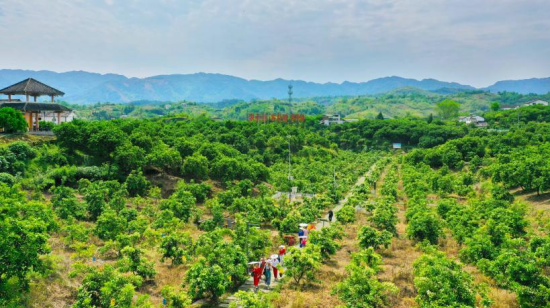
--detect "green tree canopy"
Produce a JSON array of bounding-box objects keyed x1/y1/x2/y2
[
  {"x1": 0, "y1": 184, "x2": 54, "y2": 302},
  {"x1": 0, "y1": 107, "x2": 27, "y2": 133},
  {"x1": 435, "y1": 99, "x2": 461, "y2": 120}
]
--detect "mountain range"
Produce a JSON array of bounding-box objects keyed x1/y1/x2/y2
[{"x1": 0, "y1": 69, "x2": 548, "y2": 104}]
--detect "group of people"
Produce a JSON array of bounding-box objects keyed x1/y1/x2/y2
[
  {"x1": 251, "y1": 245, "x2": 287, "y2": 292},
  {"x1": 250, "y1": 211, "x2": 336, "y2": 292},
  {"x1": 298, "y1": 222, "x2": 319, "y2": 248}
]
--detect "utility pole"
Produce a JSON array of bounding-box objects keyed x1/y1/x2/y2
[{"x1": 288, "y1": 135, "x2": 292, "y2": 181}]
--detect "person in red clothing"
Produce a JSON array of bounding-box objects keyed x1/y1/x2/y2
[
  {"x1": 278, "y1": 245, "x2": 286, "y2": 265},
  {"x1": 252, "y1": 263, "x2": 263, "y2": 293}
]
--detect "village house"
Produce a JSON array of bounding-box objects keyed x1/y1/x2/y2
[
  {"x1": 321, "y1": 114, "x2": 344, "y2": 125},
  {"x1": 0, "y1": 78, "x2": 75, "y2": 132},
  {"x1": 502, "y1": 100, "x2": 548, "y2": 110},
  {"x1": 459, "y1": 114, "x2": 488, "y2": 127},
  {"x1": 522, "y1": 99, "x2": 548, "y2": 107}
]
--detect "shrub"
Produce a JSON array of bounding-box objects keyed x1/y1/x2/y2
[
  {"x1": 278, "y1": 210, "x2": 302, "y2": 235},
  {"x1": 95, "y1": 209, "x2": 127, "y2": 240},
  {"x1": 38, "y1": 120, "x2": 56, "y2": 131},
  {"x1": 182, "y1": 154, "x2": 209, "y2": 180},
  {"x1": 161, "y1": 285, "x2": 192, "y2": 308},
  {"x1": 160, "y1": 232, "x2": 194, "y2": 265},
  {"x1": 459, "y1": 232, "x2": 498, "y2": 264},
  {"x1": 118, "y1": 246, "x2": 157, "y2": 280},
  {"x1": 0, "y1": 172, "x2": 15, "y2": 185},
  {"x1": 185, "y1": 258, "x2": 228, "y2": 300},
  {"x1": 159, "y1": 190, "x2": 197, "y2": 223},
  {"x1": 72, "y1": 266, "x2": 143, "y2": 308},
  {"x1": 230, "y1": 290, "x2": 273, "y2": 308},
  {"x1": 336, "y1": 205, "x2": 356, "y2": 224},
  {"x1": 37, "y1": 145, "x2": 68, "y2": 166},
  {"x1": 8, "y1": 141, "x2": 37, "y2": 161},
  {"x1": 370, "y1": 204, "x2": 398, "y2": 235},
  {"x1": 125, "y1": 170, "x2": 150, "y2": 197},
  {"x1": 358, "y1": 225, "x2": 393, "y2": 250},
  {"x1": 50, "y1": 186, "x2": 87, "y2": 220},
  {"x1": 177, "y1": 181, "x2": 212, "y2": 203},
  {"x1": 413, "y1": 251, "x2": 490, "y2": 308},
  {"x1": 436, "y1": 198, "x2": 458, "y2": 220},
  {"x1": 0, "y1": 107, "x2": 27, "y2": 133},
  {"x1": 62, "y1": 221, "x2": 90, "y2": 246},
  {"x1": 407, "y1": 212, "x2": 443, "y2": 244},
  {"x1": 309, "y1": 227, "x2": 342, "y2": 260},
  {"x1": 284, "y1": 245, "x2": 322, "y2": 285},
  {"x1": 334, "y1": 264, "x2": 398, "y2": 307},
  {"x1": 0, "y1": 185, "x2": 52, "y2": 300}
]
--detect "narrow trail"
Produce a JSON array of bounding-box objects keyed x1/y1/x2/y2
[
  {"x1": 215, "y1": 161, "x2": 380, "y2": 308},
  {"x1": 377, "y1": 162, "x2": 420, "y2": 307}
]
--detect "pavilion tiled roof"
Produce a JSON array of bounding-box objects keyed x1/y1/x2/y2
[
  {"x1": 0, "y1": 78, "x2": 65, "y2": 96},
  {"x1": 0, "y1": 102, "x2": 72, "y2": 112}
]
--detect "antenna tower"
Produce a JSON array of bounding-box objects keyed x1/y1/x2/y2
[{"x1": 288, "y1": 84, "x2": 293, "y2": 104}]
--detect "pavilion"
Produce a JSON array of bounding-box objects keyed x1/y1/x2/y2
[{"x1": 0, "y1": 78, "x2": 74, "y2": 132}]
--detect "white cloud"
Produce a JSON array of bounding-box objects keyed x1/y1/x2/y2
[{"x1": 0, "y1": 0, "x2": 548, "y2": 86}]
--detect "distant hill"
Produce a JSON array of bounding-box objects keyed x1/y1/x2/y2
[
  {"x1": 484, "y1": 77, "x2": 550, "y2": 94},
  {"x1": 0, "y1": 69, "x2": 548, "y2": 103},
  {"x1": 0, "y1": 70, "x2": 475, "y2": 104}
]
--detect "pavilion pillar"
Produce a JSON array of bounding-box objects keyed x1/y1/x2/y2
[
  {"x1": 8, "y1": 94, "x2": 11, "y2": 102},
  {"x1": 34, "y1": 96, "x2": 37, "y2": 102},
  {"x1": 26, "y1": 94, "x2": 29, "y2": 102},
  {"x1": 26, "y1": 112, "x2": 31, "y2": 130},
  {"x1": 57, "y1": 112, "x2": 61, "y2": 124},
  {"x1": 35, "y1": 112, "x2": 39, "y2": 131},
  {"x1": 51, "y1": 95, "x2": 54, "y2": 102}
]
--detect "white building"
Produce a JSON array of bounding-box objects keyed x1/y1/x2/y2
[
  {"x1": 522, "y1": 100, "x2": 548, "y2": 107},
  {"x1": 321, "y1": 114, "x2": 344, "y2": 125},
  {"x1": 459, "y1": 114, "x2": 488, "y2": 127}
]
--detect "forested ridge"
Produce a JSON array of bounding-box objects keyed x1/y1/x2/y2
[
  {"x1": 64, "y1": 89, "x2": 550, "y2": 121},
  {"x1": 0, "y1": 105, "x2": 548, "y2": 307}
]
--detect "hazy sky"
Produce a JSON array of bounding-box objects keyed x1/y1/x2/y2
[{"x1": 0, "y1": 0, "x2": 549, "y2": 87}]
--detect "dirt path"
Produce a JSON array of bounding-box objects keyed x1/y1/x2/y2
[
  {"x1": 315, "y1": 162, "x2": 379, "y2": 229},
  {"x1": 376, "y1": 163, "x2": 420, "y2": 308}
]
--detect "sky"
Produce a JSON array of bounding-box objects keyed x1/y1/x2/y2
[{"x1": 0, "y1": 0, "x2": 549, "y2": 87}]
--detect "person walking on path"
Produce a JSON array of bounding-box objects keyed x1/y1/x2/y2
[
  {"x1": 303, "y1": 227, "x2": 309, "y2": 239},
  {"x1": 300, "y1": 237, "x2": 307, "y2": 248},
  {"x1": 252, "y1": 263, "x2": 263, "y2": 293},
  {"x1": 272, "y1": 257, "x2": 280, "y2": 280},
  {"x1": 279, "y1": 245, "x2": 286, "y2": 265},
  {"x1": 328, "y1": 209, "x2": 334, "y2": 222},
  {"x1": 264, "y1": 261, "x2": 272, "y2": 289}
]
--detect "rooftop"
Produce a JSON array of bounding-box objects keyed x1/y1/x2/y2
[
  {"x1": 0, "y1": 102, "x2": 72, "y2": 112},
  {"x1": 0, "y1": 78, "x2": 65, "y2": 97}
]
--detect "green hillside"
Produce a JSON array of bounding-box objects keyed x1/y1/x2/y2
[{"x1": 69, "y1": 88, "x2": 550, "y2": 121}]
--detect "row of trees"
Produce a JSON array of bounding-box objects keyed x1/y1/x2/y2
[{"x1": 401, "y1": 162, "x2": 494, "y2": 307}]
